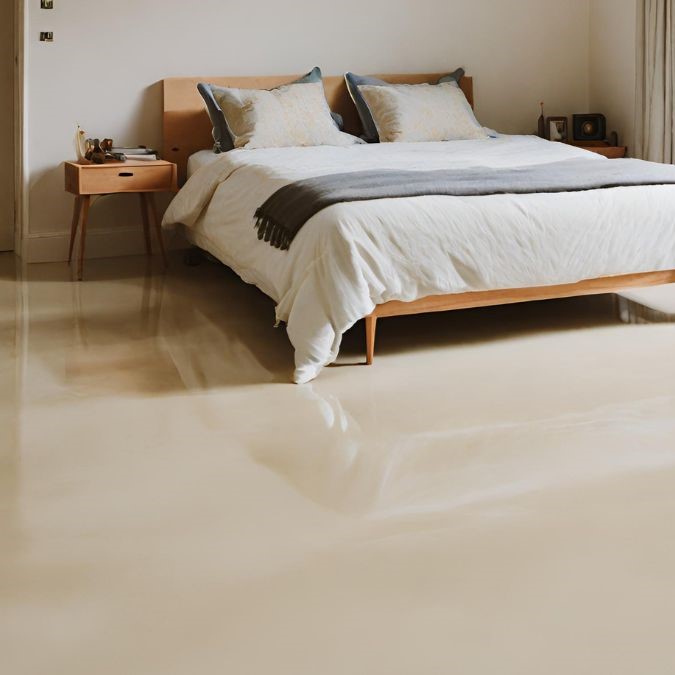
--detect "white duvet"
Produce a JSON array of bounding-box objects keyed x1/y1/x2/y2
[{"x1": 163, "y1": 135, "x2": 675, "y2": 383}]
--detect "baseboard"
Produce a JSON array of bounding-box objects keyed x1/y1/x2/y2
[{"x1": 22, "y1": 226, "x2": 188, "y2": 263}]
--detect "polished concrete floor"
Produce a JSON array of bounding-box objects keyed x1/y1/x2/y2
[{"x1": 2, "y1": 251, "x2": 675, "y2": 674}]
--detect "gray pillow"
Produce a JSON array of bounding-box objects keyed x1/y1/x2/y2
[
  {"x1": 345, "y1": 68, "x2": 466, "y2": 143},
  {"x1": 330, "y1": 111, "x2": 344, "y2": 131},
  {"x1": 197, "y1": 82, "x2": 234, "y2": 153},
  {"x1": 198, "y1": 67, "x2": 343, "y2": 153}
]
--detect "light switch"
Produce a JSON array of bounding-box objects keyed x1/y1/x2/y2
[
  {"x1": 39, "y1": 31, "x2": 53, "y2": 42},
  {"x1": 40, "y1": 0, "x2": 54, "y2": 8}
]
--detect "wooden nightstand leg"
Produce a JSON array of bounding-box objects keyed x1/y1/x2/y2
[
  {"x1": 77, "y1": 195, "x2": 91, "y2": 281},
  {"x1": 147, "y1": 193, "x2": 168, "y2": 269},
  {"x1": 139, "y1": 193, "x2": 152, "y2": 255},
  {"x1": 68, "y1": 196, "x2": 82, "y2": 265}
]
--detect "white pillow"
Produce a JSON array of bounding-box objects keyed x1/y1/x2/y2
[
  {"x1": 358, "y1": 82, "x2": 488, "y2": 143},
  {"x1": 213, "y1": 81, "x2": 362, "y2": 150}
]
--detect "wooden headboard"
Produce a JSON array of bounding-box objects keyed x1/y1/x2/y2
[{"x1": 162, "y1": 73, "x2": 474, "y2": 184}]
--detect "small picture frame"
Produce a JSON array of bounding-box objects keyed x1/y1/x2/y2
[{"x1": 546, "y1": 116, "x2": 568, "y2": 142}]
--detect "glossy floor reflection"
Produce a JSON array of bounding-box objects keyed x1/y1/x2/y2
[{"x1": 2, "y1": 251, "x2": 675, "y2": 675}]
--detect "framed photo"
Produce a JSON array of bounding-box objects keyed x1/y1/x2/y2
[{"x1": 546, "y1": 116, "x2": 568, "y2": 142}]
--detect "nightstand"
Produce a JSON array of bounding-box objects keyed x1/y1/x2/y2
[
  {"x1": 566, "y1": 141, "x2": 627, "y2": 159},
  {"x1": 64, "y1": 160, "x2": 178, "y2": 280}
]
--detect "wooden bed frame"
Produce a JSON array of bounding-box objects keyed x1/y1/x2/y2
[{"x1": 162, "y1": 73, "x2": 675, "y2": 365}]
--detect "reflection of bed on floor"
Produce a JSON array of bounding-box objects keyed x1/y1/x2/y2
[{"x1": 617, "y1": 286, "x2": 675, "y2": 324}]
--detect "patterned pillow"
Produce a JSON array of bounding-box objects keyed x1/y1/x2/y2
[
  {"x1": 358, "y1": 82, "x2": 487, "y2": 143},
  {"x1": 345, "y1": 68, "x2": 465, "y2": 142},
  {"x1": 213, "y1": 81, "x2": 363, "y2": 150},
  {"x1": 198, "y1": 67, "x2": 344, "y2": 153}
]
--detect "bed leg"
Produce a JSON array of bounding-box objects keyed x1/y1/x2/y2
[{"x1": 365, "y1": 315, "x2": 377, "y2": 365}]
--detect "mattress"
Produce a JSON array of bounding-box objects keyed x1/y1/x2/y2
[{"x1": 165, "y1": 135, "x2": 675, "y2": 383}]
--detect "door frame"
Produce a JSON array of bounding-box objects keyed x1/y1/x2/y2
[{"x1": 13, "y1": 0, "x2": 25, "y2": 254}]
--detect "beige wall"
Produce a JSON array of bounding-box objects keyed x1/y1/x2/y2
[
  {"x1": 23, "y1": 0, "x2": 593, "y2": 262},
  {"x1": 0, "y1": 0, "x2": 15, "y2": 251},
  {"x1": 589, "y1": 0, "x2": 637, "y2": 152}
]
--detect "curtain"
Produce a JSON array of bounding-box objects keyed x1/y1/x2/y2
[{"x1": 635, "y1": 0, "x2": 675, "y2": 162}]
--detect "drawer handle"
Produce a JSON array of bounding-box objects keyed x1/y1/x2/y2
[{"x1": 118, "y1": 172, "x2": 134, "y2": 177}]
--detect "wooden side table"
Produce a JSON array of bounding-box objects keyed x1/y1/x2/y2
[
  {"x1": 64, "y1": 160, "x2": 178, "y2": 280},
  {"x1": 566, "y1": 141, "x2": 627, "y2": 159}
]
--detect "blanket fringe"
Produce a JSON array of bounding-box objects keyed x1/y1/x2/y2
[{"x1": 254, "y1": 209, "x2": 291, "y2": 251}]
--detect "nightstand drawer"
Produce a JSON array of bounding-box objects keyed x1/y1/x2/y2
[{"x1": 66, "y1": 163, "x2": 176, "y2": 195}]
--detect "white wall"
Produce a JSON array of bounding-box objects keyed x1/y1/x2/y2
[
  {"x1": 24, "y1": 0, "x2": 592, "y2": 262},
  {"x1": 0, "y1": 0, "x2": 15, "y2": 251},
  {"x1": 589, "y1": 0, "x2": 637, "y2": 152}
]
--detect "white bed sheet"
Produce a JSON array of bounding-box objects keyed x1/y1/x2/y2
[
  {"x1": 187, "y1": 150, "x2": 222, "y2": 178},
  {"x1": 165, "y1": 135, "x2": 675, "y2": 383}
]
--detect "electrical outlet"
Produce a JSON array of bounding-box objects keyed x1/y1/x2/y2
[
  {"x1": 39, "y1": 31, "x2": 53, "y2": 42},
  {"x1": 40, "y1": 0, "x2": 54, "y2": 8}
]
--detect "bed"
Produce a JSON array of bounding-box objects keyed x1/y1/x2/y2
[{"x1": 162, "y1": 73, "x2": 675, "y2": 384}]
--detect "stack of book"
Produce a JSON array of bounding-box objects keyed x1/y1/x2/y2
[{"x1": 111, "y1": 147, "x2": 159, "y2": 161}]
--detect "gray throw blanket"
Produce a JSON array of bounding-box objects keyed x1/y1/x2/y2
[{"x1": 253, "y1": 158, "x2": 675, "y2": 250}]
